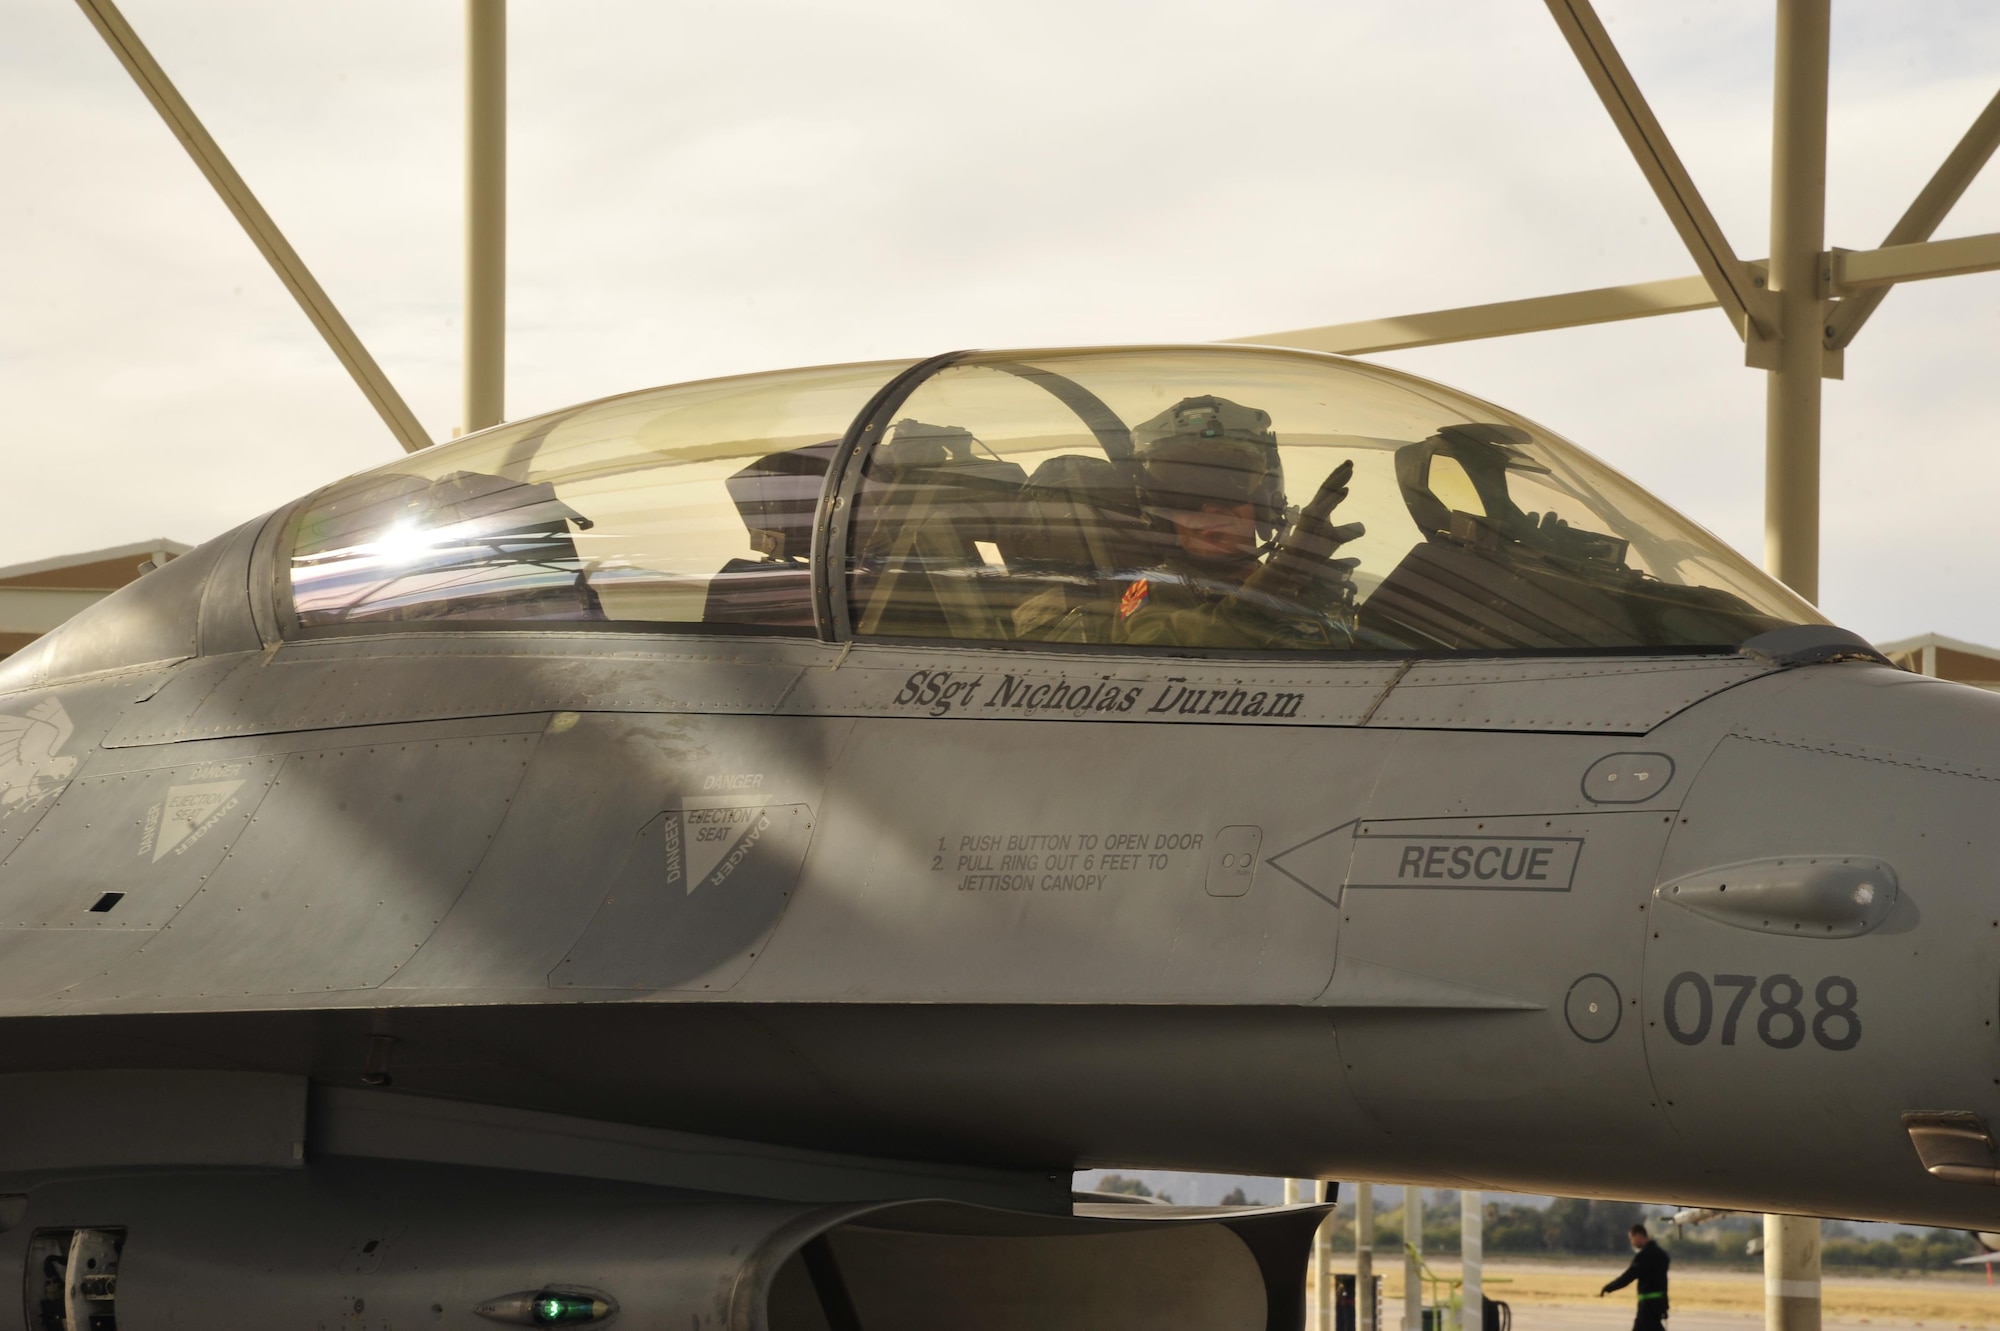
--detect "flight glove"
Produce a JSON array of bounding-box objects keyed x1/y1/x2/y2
[{"x1": 1243, "y1": 459, "x2": 1365, "y2": 606}]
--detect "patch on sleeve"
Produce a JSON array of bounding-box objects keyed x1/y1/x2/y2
[{"x1": 1118, "y1": 579, "x2": 1151, "y2": 620}]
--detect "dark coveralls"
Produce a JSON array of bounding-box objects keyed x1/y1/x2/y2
[{"x1": 1602, "y1": 1240, "x2": 1670, "y2": 1331}]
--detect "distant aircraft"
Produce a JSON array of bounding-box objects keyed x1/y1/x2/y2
[{"x1": 2, "y1": 342, "x2": 1993, "y2": 1329}]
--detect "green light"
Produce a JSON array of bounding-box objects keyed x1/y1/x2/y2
[{"x1": 532, "y1": 1293, "x2": 608, "y2": 1325}]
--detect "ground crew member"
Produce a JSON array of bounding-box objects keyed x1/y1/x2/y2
[
  {"x1": 1112, "y1": 395, "x2": 1365, "y2": 649},
  {"x1": 1600, "y1": 1223, "x2": 1670, "y2": 1331}
]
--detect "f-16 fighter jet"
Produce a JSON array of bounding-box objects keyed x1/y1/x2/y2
[{"x1": 0, "y1": 344, "x2": 1980, "y2": 1330}]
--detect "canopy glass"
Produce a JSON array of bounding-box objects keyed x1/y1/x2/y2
[{"x1": 285, "y1": 345, "x2": 1820, "y2": 654}]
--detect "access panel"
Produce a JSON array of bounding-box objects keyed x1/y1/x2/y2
[
  {"x1": 1642, "y1": 735, "x2": 1994, "y2": 1211},
  {"x1": 57, "y1": 729, "x2": 538, "y2": 1001},
  {"x1": 741, "y1": 714, "x2": 1390, "y2": 1003}
]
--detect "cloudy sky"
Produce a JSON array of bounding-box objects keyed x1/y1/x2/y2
[{"x1": 3, "y1": 0, "x2": 1996, "y2": 643}]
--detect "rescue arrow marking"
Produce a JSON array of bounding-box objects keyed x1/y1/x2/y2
[{"x1": 1264, "y1": 820, "x2": 1358, "y2": 906}]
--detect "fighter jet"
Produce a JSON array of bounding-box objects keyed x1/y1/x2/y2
[{"x1": 0, "y1": 341, "x2": 1989, "y2": 1329}]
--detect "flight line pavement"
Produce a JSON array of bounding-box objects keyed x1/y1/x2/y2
[
  {"x1": 1382, "y1": 1302, "x2": 1999, "y2": 1331},
  {"x1": 1374, "y1": 1264, "x2": 2000, "y2": 1331}
]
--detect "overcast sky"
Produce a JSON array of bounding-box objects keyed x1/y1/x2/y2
[{"x1": 3, "y1": 1, "x2": 1997, "y2": 643}]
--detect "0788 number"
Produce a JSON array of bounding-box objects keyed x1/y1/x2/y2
[{"x1": 1662, "y1": 972, "x2": 1861, "y2": 1052}]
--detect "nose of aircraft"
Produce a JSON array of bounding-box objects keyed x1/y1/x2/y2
[{"x1": 1646, "y1": 660, "x2": 2000, "y2": 1223}]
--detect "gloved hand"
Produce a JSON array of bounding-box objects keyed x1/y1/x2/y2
[{"x1": 1243, "y1": 459, "x2": 1365, "y2": 604}]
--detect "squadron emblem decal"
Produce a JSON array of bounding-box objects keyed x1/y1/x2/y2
[{"x1": 0, "y1": 698, "x2": 77, "y2": 810}]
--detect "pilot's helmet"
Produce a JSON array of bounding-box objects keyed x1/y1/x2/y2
[{"x1": 1132, "y1": 395, "x2": 1285, "y2": 533}]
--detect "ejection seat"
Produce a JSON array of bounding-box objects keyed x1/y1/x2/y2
[
  {"x1": 1359, "y1": 425, "x2": 1778, "y2": 649},
  {"x1": 701, "y1": 441, "x2": 836, "y2": 631},
  {"x1": 846, "y1": 423, "x2": 1028, "y2": 641}
]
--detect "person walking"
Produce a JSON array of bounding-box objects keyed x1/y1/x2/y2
[{"x1": 1600, "y1": 1223, "x2": 1670, "y2": 1331}]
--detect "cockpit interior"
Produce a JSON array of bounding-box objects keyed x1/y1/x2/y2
[{"x1": 284, "y1": 345, "x2": 1820, "y2": 655}]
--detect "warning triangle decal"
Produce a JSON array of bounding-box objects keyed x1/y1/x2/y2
[{"x1": 152, "y1": 780, "x2": 244, "y2": 862}]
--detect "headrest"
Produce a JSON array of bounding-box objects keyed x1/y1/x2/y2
[{"x1": 725, "y1": 441, "x2": 837, "y2": 561}]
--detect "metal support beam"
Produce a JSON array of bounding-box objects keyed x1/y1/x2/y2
[
  {"x1": 464, "y1": 0, "x2": 507, "y2": 434},
  {"x1": 1544, "y1": 0, "x2": 1776, "y2": 340},
  {"x1": 1316, "y1": 1181, "x2": 1334, "y2": 1331},
  {"x1": 1229, "y1": 275, "x2": 1719, "y2": 356},
  {"x1": 1356, "y1": 1182, "x2": 1377, "y2": 1331},
  {"x1": 72, "y1": 0, "x2": 430, "y2": 453},
  {"x1": 1288, "y1": 1171, "x2": 1331, "y2": 1329},
  {"x1": 1766, "y1": 1214, "x2": 1823, "y2": 1331},
  {"x1": 1827, "y1": 89, "x2": 2000, "y2": 348},
  {"x1": 1763, "y1": 0, "x2": 1831, "y2": 605},
  {"x1": 1832, "y1": 230, "x2": 2000, "y2": 293},
  {"x1": 1403, "y1": 1187, "x2": 1423, "y2": 1331},
  {"x1": 1460, "y1": 1191, "x2": 1483, "y2": 1331},
  {"x1": 1231, "y1": 224, "x2": 2000, "y2": 358}
]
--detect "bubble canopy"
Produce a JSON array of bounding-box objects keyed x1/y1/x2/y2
[{"x1": 283, "y1": 345, "x2": 1820, "y2": 655}]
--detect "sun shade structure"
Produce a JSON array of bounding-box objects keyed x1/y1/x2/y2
[
  {"x1": 70, "y1": 0, "x2": 2000, "y2": 621},
  {"x1": 1236, "y1": 0, "x2": 2000, "y2": 613}
]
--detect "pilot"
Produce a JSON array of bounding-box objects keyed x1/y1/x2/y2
[{"x1": 1112, "y1": 395, "x2": 1365, "y2": 649}]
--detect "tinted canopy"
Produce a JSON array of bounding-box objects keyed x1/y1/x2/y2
[{"x1": 285, "y1": 345, "x2": 1821, "y2": 654}]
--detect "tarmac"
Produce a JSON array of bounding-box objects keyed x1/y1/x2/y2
[
  {"x1": 1484, "y1": 1306, "x2": 1973, "y2": 1331},
  {"x1": 1380, "y1": 1295, "x2": 1999, "y2": 1331}
]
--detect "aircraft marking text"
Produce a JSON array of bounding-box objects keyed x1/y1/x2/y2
[
  {"x1": 1661, "y1": 971, "x2": 1861, "y2": 1051},
  {"x1": 655, "y1": 806, "x2": 790, "y2": 896},
  {"x1": 138, "y1": 780, "x2": 246, "y2": 863},
  {"x1": 662, "y1": 812, "x2": 683, "y2": 888},
  {"x1": 1347, "y1": 833, "x2": 1583, "y2": 890},
  {"x1": 888, "y1": 670, "x2": 1305, "y2": 721},
  {"x1": 929, "y1": 828, "x2": 1207, "y2": 893}
]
